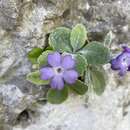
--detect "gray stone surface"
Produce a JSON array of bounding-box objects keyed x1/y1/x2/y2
[
  {"x1": 0, "y1": 0, "x2": 130, "y2": 130},
  {"x1": 12, "y1": 71, "x2": 130, "y2": 130},
  {"x1": 0, "y1": 85, "x2": 34, "y2": 125}
]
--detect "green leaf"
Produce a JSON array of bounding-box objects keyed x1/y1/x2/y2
[
  {"x1": 79, "y1": 41, "x2": 110, "y2": 65},
  {"x1": 92, "y1": 66, "x2": 108, "y2": 81},
  {"x1": 75, "y1": 54, "x2": 87, "y2": 76},
  {"x1": 47, "y1": 86, "x2": 68, "y2": 104},
  {"x1": 85, "y1": 67, "x2": 106, "y2": 95},
  {"x1": 49, "y1": 27, "x2": 72, "y2": 52},
  {"x1": 69, "y1": 80, "x2": 88, "y2": 95},
  {"x1": 84, "y1": 67, "x2": 91, "y2": 87},
  {"x1": 37, "y1": 50, "x2": 53, "y2": 67},
  {"x1": 104, "y1": 31, "x2": 113, "y2": 47},
  {"x1": 28, "y1": 48, "x2": 43, "y2": 64},
  {"x1": 70, "y1": 24, "x2": 87, "y2": 52},
  {"x1": 90, "y1": 68, "x2": 106, "y2": 95},
  {"x1": 45, "y1": 46, "x2": 53, "y2": 50},
  {"x1": 27, "y1": 71, "x2": 49, "y2": 85}
]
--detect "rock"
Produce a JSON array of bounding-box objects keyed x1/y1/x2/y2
[
  {"x1": 0, "y1": 0, "x2": 21, "y2": 30},
  {"x1": 13, "y1": 73, "x2": 130, "y2": 130},
  {"x1": 0, "y1": 0, "x2": 130, "y2": 130},
  {"x1": 0, "y1": 84, "x2": 35, "y2": 125},
  {"x1": 0, "y1": 32, "x2": 16, "y2": 83}
]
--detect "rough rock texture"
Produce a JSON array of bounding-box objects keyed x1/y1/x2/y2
[
  {"x1": 0, "y1": 84, "x2": 35, "y2": 126},
  {"x1": 0, "y1": 0, "x2": 130, "y2": 130}
]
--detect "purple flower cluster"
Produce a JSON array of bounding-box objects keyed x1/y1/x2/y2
[
  {"x1": 40, "y1": 52, "x2": 78, "y2": 90},
  {"x1": 111, "y1": 46, "x2": 130, "y2": 76}
]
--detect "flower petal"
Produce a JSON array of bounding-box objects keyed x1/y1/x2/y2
[
  {"x1": 63, "y1": 70, "x2": 78, "y2": 84},
  {"x1": 50, "y1": 75, "x2": 64, "y2": 90},
  {"x1": 110, "y1": 59, "x2": 120, "y2": 70},
  {"x1": 119, "y1": 66, "x2": 128, "y2": 76},
  {"x1": 48, "y1": 52, "x2": 61, "y2": 67},
  {"x1": 122, "y1": 45, "x2": 130, "y2": 53},
  {"x1": 128, "y1": 66, "x2": 130, "y2": 71},
  {"x1": 40, "y1": 67, "x2": 54, "y2": 80},
  {"x1": 61, "y1": 55, "x2": 75, "y2": 69}
]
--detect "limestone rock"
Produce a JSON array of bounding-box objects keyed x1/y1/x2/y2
[
  {"x1": 0, "y1": 84, "x2": 35, "y2": 125},
  {"x1": 0, "y1": 0, "x2": 130, "y2": 130}
]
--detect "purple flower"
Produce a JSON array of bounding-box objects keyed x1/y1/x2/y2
[
  {"x1": 110, "y1": 45, "x2": 130, "y2": 76},
  {"x1": 40, "y1": 52, "x2": 78, "y2": 90}
]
